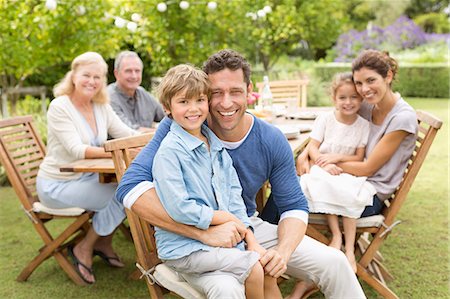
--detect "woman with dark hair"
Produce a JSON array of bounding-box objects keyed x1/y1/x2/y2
[{"x1": 288, "y1": 49, "x2": 418, "y2": 298}]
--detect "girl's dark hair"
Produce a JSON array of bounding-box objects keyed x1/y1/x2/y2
[{"x1": 352, "y1": 50, "x2": 399, "y2": 85}]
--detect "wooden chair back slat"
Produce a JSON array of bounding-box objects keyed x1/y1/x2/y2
[
  {"x1": 11, "y1": 146, "x2": 41, "y2": 158},
  {"x1": 14, "y1": 152, "x2": 42, "y2": 165},
  {"x1": 256, "y1": 79, "x2": 309, "y2": 108},
  {"x1": 3, "y1": 131, "x2": 33, "y2": 143},
  {"x1": 0, "y1": 116, "x2": 46, "y2": 207}
]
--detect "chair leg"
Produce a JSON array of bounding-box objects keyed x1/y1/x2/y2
[
  {"x1": 118, "y1": 222, "x2": 133, "y2": 242},
  {"x1": 306, "y1": 225, "x2": 330, "y2": 244},
  {"x1": 17, "y1": 214, "x2": 90, "y2": 284},
  {"x1": 357, "y1": 263, "x2": 399, "y2": 299}
]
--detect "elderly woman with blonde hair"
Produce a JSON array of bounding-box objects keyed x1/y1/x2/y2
[{"x1": 37, "y1": 52, "x2": 137, "y2": 284}]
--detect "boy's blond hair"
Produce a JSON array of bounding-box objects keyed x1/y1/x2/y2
[{"x1": 157, "y1": 64, "x2": 210, "y2": 114}]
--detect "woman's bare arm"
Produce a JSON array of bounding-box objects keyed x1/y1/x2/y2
[{"x1": 338, "y1": 130, "x2": 409, "y2": 177}]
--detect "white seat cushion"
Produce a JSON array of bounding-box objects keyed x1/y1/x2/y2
[
  {"x1": 308, "y1": 213, "x2": 385, "y2": 228},
  {"x1": 154, "y1": 264, "x2": 205, "y2": 299},
  {"x1": 32, "y1": 202, "x2": 85, "y2": 216}
]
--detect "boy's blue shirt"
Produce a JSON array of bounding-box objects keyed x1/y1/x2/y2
[
  {"x1": 116, "y1": 114, "x2": 308, "y2": 224},
  {"x1": 153, "y1": 121, "x2": 249, "y2": 259}
]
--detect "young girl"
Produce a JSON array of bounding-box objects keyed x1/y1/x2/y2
[
  {"x1": 300, "y1": 72, "x2": 375, "y2": 272},
  {"x1": 152, "y1": 64, "x2": 281, "y2": 299}
]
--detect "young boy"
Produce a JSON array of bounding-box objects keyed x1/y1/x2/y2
[{"x1": 152, "y1": 64, "x2": 281, "y2": 299}]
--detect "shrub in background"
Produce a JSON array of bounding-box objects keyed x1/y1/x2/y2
[
  {"x1": 395, "y1": 64, "x2": 449, "y2": 98},
  {"x1": 414, "y1": 12, "x2": 450, "y2": 34}
]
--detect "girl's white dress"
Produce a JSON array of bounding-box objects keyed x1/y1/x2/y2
[{"x1": 301, "y1": 111, "x2": 375, "y2": 218}]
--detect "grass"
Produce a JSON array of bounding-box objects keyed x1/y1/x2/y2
[{"x1": 0, "y1": 98, "x2": 448, "y2": 298}]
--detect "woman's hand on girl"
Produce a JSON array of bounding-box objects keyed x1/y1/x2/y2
[
  {"x1": 315, "y1": 153, "x2": 342, "y2": 167},
  {"x1": 323, "y1": 163, "x2": 343, "y2": 175}
]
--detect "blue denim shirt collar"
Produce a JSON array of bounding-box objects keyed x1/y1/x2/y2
[{"x1": 170, "y1": 121, "x2": 223, "y2": 153}]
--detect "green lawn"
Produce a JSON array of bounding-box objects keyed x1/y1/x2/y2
[{"x1": 0, "y1": 98, "x2": 448, "y2": 298}]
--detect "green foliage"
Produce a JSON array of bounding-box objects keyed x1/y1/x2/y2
[
  {"x1": 314, "y1": 63, "x2": 450, "y2": 98},
  {"x1": 119, "y1": 0, "x2": 348, "y2": 74},
  {"x1": 393, "y1": 41, "x2": 449, "y2": 63},
  {"x1": 405, "y1": 0, "x2": 450, "y2": 17},
  {"x1": 395, "y1": 64, "x2": 450, "y2": 98},
  {"x1": 0, "y1": 0, "x2": 125, "y2": 89},
  {"x1": 414, "y1": 12, "x2": 450, "y2": 33}
]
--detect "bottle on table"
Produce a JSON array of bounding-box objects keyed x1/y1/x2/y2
[{"x1": 260, "y1": 75, "x2": 274, "y2": 122}]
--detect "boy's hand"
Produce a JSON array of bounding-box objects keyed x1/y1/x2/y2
[
  {"x1": 201, "y1": 221, "x2": 246, "y2": 248},
  {"x1": 247, "y1": 242, "x2": 267, "y2": 258}
]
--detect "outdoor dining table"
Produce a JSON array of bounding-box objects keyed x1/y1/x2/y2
[{"x1": 59, "y1": 107, "x2": 332, "y2": 180}]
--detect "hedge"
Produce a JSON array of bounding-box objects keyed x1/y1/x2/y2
[{"x1": 314, "y1": 63, "x2": 449, "y2": 99}]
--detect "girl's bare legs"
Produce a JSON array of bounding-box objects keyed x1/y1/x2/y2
[
  {"x1": 285, "y1": 280, "x2": 317, "y2": 299},
  {"x1": 264, "y1": 276, "x2": 282, "y2": 299},
  {"x1": 343, "y1": 217, "x2": 357, "y2": 273},
  {"x1": 327, "y1": 214, "x2": 342, "y2": 250},
  {"x1": 245, "y1": 262, "x2": 264, "y2": 299}
]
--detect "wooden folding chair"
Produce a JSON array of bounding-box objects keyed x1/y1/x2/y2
[
  {"x1": 305, "y1": 110, "x2": 443, "y2": 298},
  {"x1": 256, "y1": 79, "x2": 309, "y2": 108},
  {"x1": 104, "y1": 133, "x2": 205, "y2": 299},
  {"x1": 0, "y1": 115, "x2": 93, "y2": 285}
]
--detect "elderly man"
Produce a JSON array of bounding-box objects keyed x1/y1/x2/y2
[{"x1": 108, "y1": 51, "x2": 165, "y2": 132}]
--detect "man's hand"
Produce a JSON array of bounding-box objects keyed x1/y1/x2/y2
[
  {"x1": 199, "y1": 221, "x2": 246, "y2": 248},
  {"x1": 259, "y1": 247, "x2": 289, "y2": 278}
]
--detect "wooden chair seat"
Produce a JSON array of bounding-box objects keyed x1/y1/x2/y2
[
  {"x1": 0, "y1": 115, "x2": 93, "y2": 285},
  {"x1": 104, "y1": 133, "x2": 205, "y2": 299}
]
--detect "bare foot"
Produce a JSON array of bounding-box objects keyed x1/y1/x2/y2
[
  {"x1": 345, "y1": 250, "x2": 357, "y2": 273},
  {"x1": 93, "y1": 245, "x2": 124, "y2": 268},
  {"x1": 328, "y1": 235, "x2": 342, "y2": 250},
  {"x1": 285, "y1": 280, "x2": 318, "y2": 299},
  {"x1": 72, "y1": 245, "x2": 95, "y2": 283}
]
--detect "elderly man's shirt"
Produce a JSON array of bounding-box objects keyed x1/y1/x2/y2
[{"x1": 108, "y1": 83, "x2": 165, "y2": 129}]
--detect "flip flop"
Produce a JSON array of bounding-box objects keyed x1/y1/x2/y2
[
  {"x1": 93, "y1": 249, "x2": 124, "y2": 268},
  {"x1": 68, "y1": 245, "x2": 95, "y2": 284}
]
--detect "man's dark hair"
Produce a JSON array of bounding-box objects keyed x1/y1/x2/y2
[{"x1": 202, "y1": 49, "x2": 252, "y2": 86}]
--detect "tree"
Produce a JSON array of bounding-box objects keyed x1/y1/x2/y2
[
  {"x1": 114, "y1": 0, "x2": 348, "y2": 75},
  {"x1": 0, "y1": 0, "x2": 124, "y2": 113}
]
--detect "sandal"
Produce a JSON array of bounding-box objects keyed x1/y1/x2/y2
[
  {"x1": 93, "y1": 249, "x2": 125, "y2": 268},
  {"x1": 68, "y1": 245, "x2": 95, "y2": 284}
]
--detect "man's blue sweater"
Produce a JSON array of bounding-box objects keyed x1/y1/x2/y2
[{"x1": 116, "y1": 115, "x2": 308, "y2": 217}]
